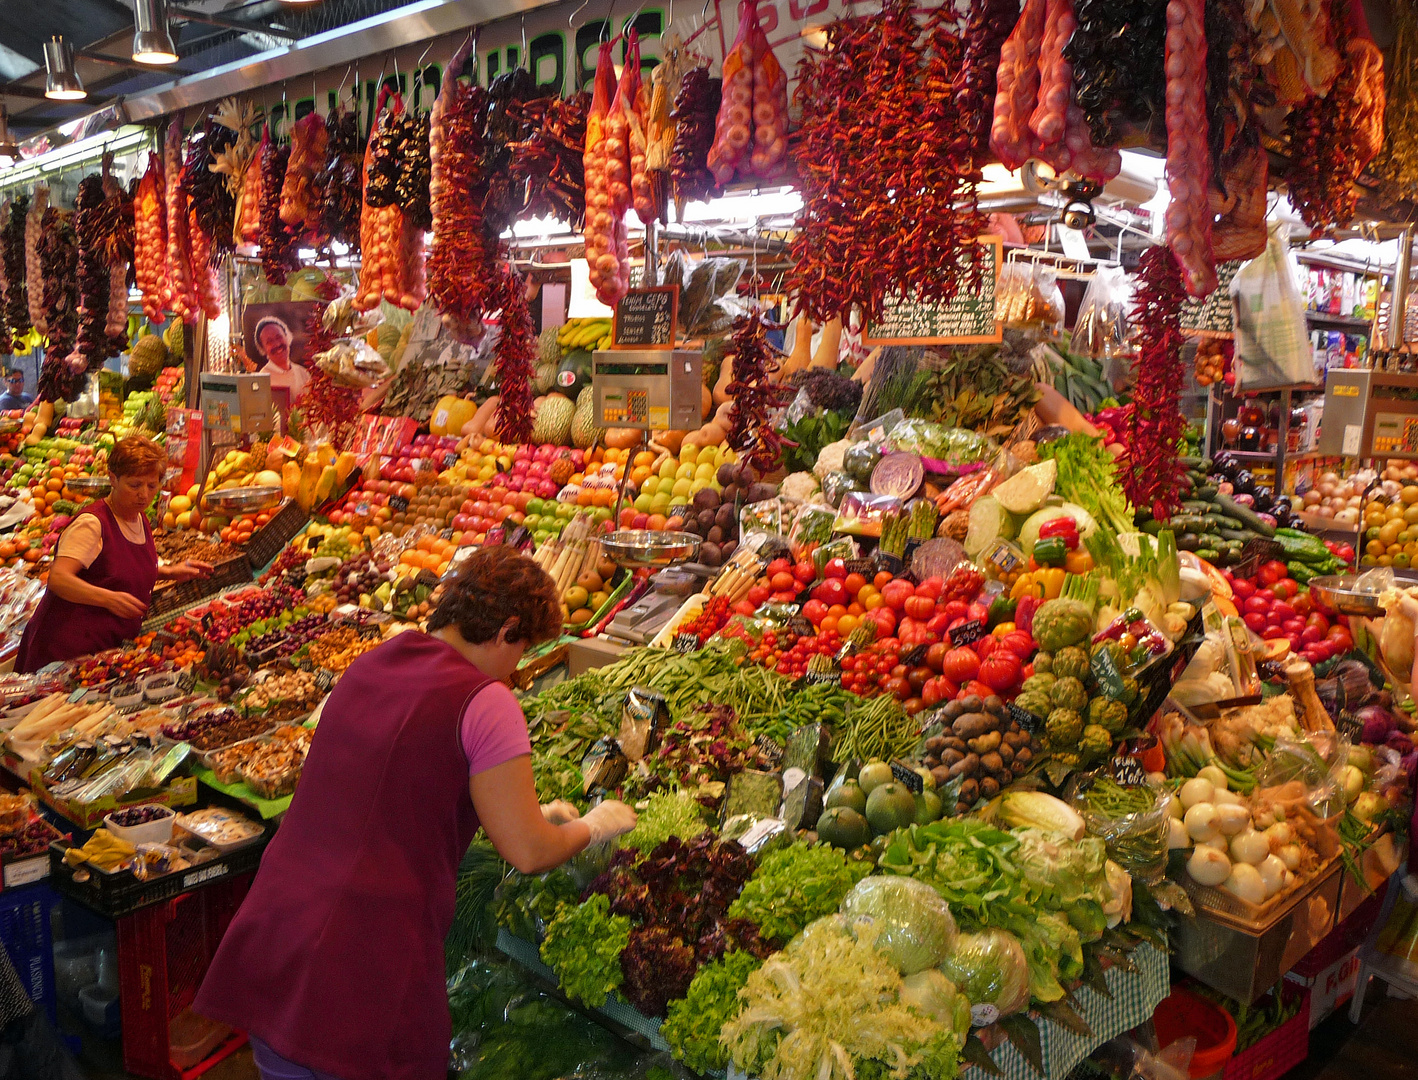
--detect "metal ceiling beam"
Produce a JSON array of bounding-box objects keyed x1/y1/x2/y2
[
  {"x1": 77, "y1": 51, "x2": 197, "y2": 77},
  {"x1": 168, "y1": 6, "x2": 300, "y2": 40},
  {"x1": 120, "y1": 0, "x2": 567, "y2": 123}
]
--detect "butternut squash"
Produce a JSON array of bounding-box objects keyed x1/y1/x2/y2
[
  {"x1": 852, "y1": 346, "x2": 882, "y2": 385},
  {"x1": 780, "y1": 315, "x2": 813, "y2": 378},
  {"x1": 701, "y1": 382, "x2": 713, "y2": 419},
  {"x1": 810, "y1": 316, "x2": 842, "y2": 369},
  {"x1": 712, "y1": 352, "x2": 736, "y2": 406},
  {"x1": 656, "y1": 430, "x2": 686, "y2": 455},
  {"x1": 463, "y1": 396, "x2": 500, "y2": 437}
]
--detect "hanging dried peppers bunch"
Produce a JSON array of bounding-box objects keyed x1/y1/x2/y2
[
  {"x1": 790, "y1": 0, "x2": 988, "y2": 325},
  {"x1": 953, "y1": 0, "x2": 1020, "y2": 164},
  {"x1": 1283, "y1": 0, "x2": 1385, "y2": 235},
  {"x1": 280, "y1": 110, "x2": 329, "y2": 236},
  {"x1": 363, "y1": 97, "x2": 402, "y2": 208},
  {"x1": 1119, "y1": 247, "x2": 1188, "y2": 519},
  {"x1": 1370, "y1": 0, "x2": 1418, "y2": 204},
  {"x1": 493, "y1": 272, "x2": 536, "y2": 445},
  {"x1": 355, "y1": 89, "x2": 426, "y2": 313},
  {"x1": 724, "y1": 313, "x2": 794, "y2": 474},
  {"x1": 428, "y1": 36, "x2": 496, "y2": 339},
  {"x1": 182, "y1": 116, "x2": 236, "y2": 257},
  {"x1": 668, "y1": 64, "x2": 720, "y2": 215},
  {"x1": 482, "y1": 68, "x2": 538, "y2": 239},
  {"x1": 99, "y1": 170, "x2": 133, "y2": 353},
  {"x1": 134, "y1": 155, "x2": 169, "y2": 320},
  {"x1": 1064, "y1": 0, "x2": 1166, "y2": 148},
  {"x1": 301, "y1": 280, "x2": 362, "y2": 445},
  {"x1": 507, "y1": 91, "x2": 591, "y2": 228},
  {"x1": 24, "y1": 188, "x2": 47, "y2": 335},
  {"x1": 1, "y1": 194, "x2": 28, "y2": 352},
  {"x1": 314, "y1": 106, "x2": 363, "y2": 251},
  {"x1": 258, "y1": 124, "x2": 300, "y2": 285},
  {"x1": 74, "y1": 175, "x2": 115, "y2": 371},
  {"x1": 36, "y1": 207, "x2": 81, "y2": 402},
  {"x1": 393, "y1": 109, "x2": 432, "y2": 231}
]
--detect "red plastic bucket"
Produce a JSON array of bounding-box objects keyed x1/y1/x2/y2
[{"x1": 1152, "y1": 986, "x2": 1239, "y2": 1079}]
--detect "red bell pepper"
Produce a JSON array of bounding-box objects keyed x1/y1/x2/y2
[{"x1": 1037, "y1": 516, "x2": 1080, "y2": 549}]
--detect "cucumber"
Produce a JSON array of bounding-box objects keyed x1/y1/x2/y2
[
  {"x1": 1205, "y1": 515, "x2": 1243, "y2": 531},
  {"x1": 1170, "y1": 514, "x2": 1208, "y2": 532},
  {"x1": 1193, "y1": 484, "x2": 1218, "y2": 501},
  {"x1": 1215, "y1": 493, "x2": 1275, "y2": 537},
  {"x1": 1219, "y1": 528, "x2": 1253, "y2": 542},
  {"x1": 1196, "y1": 547, "x2": 1220, "y2": 562},
  {"x1": 1141, "y1": 518, "x2": 1164, "y2": 536},
  {"x1": 1176, "y1": 533, "x2": 1201, "y2": 552},
  {"x1": 1181, "y1": 500, "x2": 1213, "y2": 514}
]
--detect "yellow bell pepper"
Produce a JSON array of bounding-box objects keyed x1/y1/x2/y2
[
  {"x1": 992, "y1": 622, "x2": 1017, "y2": 637},
  {"x1": 1011, "y1": 567, "x2": 1065, "y2": 601}
]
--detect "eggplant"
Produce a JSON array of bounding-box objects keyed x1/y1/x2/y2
[
  {"x1": 1252, "y1": 485, "x2": 1273, "y2": 508},
  {"x1": 1273, "y1": 503, "x2": 1295, "y2": 527},
  {"x1": 1232, "y1": 469, "x2": 1255, "y2": 497},
  {"x1": 1213, "y1": 453, "x2": 1239, "y2": 478}
]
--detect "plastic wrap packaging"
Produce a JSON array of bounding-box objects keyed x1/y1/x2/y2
[{"x1": 1069, "y1": 264, "x2": 1130, "y2": 359}]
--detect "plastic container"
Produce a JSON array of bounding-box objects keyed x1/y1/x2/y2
[
  {"x1": 1222, "y1": 985, "x2": 1309, "y2": 1080},
  {"x1": 104, "y1": 805, "x2": 176, "y2": 847},
  {"x1": 168, "y1": 1008, "x2": 232, "y2": 1070},
  {"x1": 1152, "y1": 986, "x2": 1238, "y2": 1079},
  {"x1": 174, "y1": 808, "x2": 263, "y2": 851}
]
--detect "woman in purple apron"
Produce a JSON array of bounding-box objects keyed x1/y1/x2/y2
[
  {"x1": 16, "y1": 435, "x2": 208, "y2": 672},
  {"x1": 195, "y1": 546, "x2": 636, "y2": 1080}
]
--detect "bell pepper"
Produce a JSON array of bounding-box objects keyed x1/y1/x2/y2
[
  {"x1": 987, "y1": 595, "x2": 1017, "y2": 628},
  {"x1": 1032, "y1": 536, "x2": 1069, "y2": 567},
  {"x1": 1010, "y1": 567, "x2": 1065, "y2": 601},
  {"x1": 1015, "y1": 594, "x2": 1040, "y2": 636},
  {"x1": 1063, "y1": 548, "x2": 1095, "y2": 574},
  {"x1": 1037, "y1": 516, "x2": 1080, "y2": 549},
  {"x1": 991, "y1": 621, "x2": 1017, "y2": 637}
]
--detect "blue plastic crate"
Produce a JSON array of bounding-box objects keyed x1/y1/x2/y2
[{"x1": 0, "y1": 882, "x2": 57, "y2": 1024}]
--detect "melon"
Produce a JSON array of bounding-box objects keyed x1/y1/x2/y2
[
  {"x1": 530, "y1": 393, "x2": 576, "y2": 445},
  {"x1": 254, "y1": 470, "x2": 283, "y2": 488},
  {"x1": 571, "y1": 387, "x2": 603, "y2": 450}
]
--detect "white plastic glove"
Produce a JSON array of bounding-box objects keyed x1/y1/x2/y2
[
  {"x1": 540, "y1": 800, "x2": 581, "y2": 825},
  {"x1": 580, "y1": 800, "x2": 637, "y2": 844}
]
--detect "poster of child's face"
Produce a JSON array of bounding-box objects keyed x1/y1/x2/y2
[{"x1": 242, "y1": 302, "x2": 319, "y2": 372}]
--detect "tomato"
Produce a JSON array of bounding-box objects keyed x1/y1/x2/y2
[
  {"x1": 907, "y1": 666, "x2": 932, "y2": 693},
  {"x1": 883, "y1": 676, "x2": 912, "y2": 700},
  {"x1": 767, "y1": 557, "x2": 792, "y2": 577},
  {"x1": 868, "y1": 607, "x2": 897, "y2": 636},
  {"x1": 1300, "y1": 624, "x2": 1325, "y2": 644},
  {"x1": 843, "y1": 571, "x2": 867, "y2": 596},
  {"x1": 974, "y1": 634, "x2": 997, "y2": 660},
  {"x1": 1258, "y1": 560, "x2": 1288, "y2": 585},
  {"x1": 812, "y1": 579, "x2": 848, "y2": 606},
  {"x1": 922, "y1": 676, "x2": 957, "y2": 706},
  {"x1": 770, "y1": 571, "x2": 796, "y2": 592},
  {"x1": 998, "y1": 630, "x2": 1036, "y2": 659},
  {"x1": 925, "y1": 642, "x2": 948, "y2": 672},
  {"x1": 802, "y1": 598, "x2": 828, "y2": 624},
  {"x1": 903, "y1": 594, "x2": 935, "y2": 620},
  {"x1": 903, "y1": 697, "x2": 926, "y2": 716},
  {"x1": 1281, "y1": 618, "x2": 1305, "y2": 635},
  {"x1": 1231, "y1": 578, "x2": 1257, "y2": 600},
  {"x1": 1326, "y1": 626, "x2": 1353, "y2": 651},
  {"x1": 794, "y1": 560, "x2": 818, "y2": 584},
  {"x1": 747, "y1": 584, "x2": 770, "y2": 606},
  {"x1": 1270, "y1": 579, "x2": 1298, "y2": 601},
  {"x1": 979, "y1": 650, "x2": 1023, "y2": 693},
  {"x1": 1306, "y1": 612, "x2": 1330, "y2": 632},
  {"x1": 881, "y1": 580, "x2": 916, "y2": 611},
  {"x1": 1292, "y1": 591, "x2": 1312, "y2": 616},
  {"x1": 1271, "y1": 600, "x2": 1296, "y2": 622},
  {"x1": 940, "y1": 600, "x2": 969, "y2": 623},
  {"x1": 873, "y1": 570, "x2": 895, "y2": 588},
  {"x1": 838, "y1": 614, "x2": 860, "y2": 637},
  {"x1": 862, "y1": 592, "x2": 885, "y2": 610},
  {"x1": 1243, "y1": 611, "x2": 1267, "y2": 632},
  {"x1": 941, "y1": 647, "x2": 981, "y2": 683},
  {"x1": 1243, "y1": 595, "x2": 1270, "y2": 615},
  {"x1": 820, "y1": 615, "x2": 840, "y2": 636},
  {"x1": 824, "y1": 558, "x2": 848, "y2": 579},
  {"x1": 915, "y1": 576, "x2": 943, "y2": 600},
  {"x1": 961, "y1": 680, "x2": 995, "y2": 701}
]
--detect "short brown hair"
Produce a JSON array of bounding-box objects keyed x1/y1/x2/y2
[
  {"x1": 108, "y1": 435, "x2": 167, "y2": 480},
  {"x1": 427, "y1": 545, "x2": 561, "y2": 646}
]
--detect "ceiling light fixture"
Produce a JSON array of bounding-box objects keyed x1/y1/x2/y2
[
  {"x1": 0, "y1": 108, "x2": 17, "y2": 162},
  {"x1": 43, "y1": 37, "x2": 86, "y2": 100},
  {"x1": 133, "y1": 0, "x2": 179, "y2": 65}
]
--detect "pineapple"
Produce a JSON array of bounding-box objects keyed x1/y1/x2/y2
[
  {"x1": 549, "y1": 453, "x2": 575, "y2": 486},
  {"x1": 139, "y1": 396, "x2": 167, "y2": 435},
  {"x1": 249, "y1": 439, "x2": 268, "y2": 472},
  {"x1": 128, "y1": 335, "x2": 169, "y2": 380},
  {"x1": 163, "y1": 320, "x2": 185, "y2": 359}
]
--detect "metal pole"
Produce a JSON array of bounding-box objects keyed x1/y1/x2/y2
[
  {"x1": 1390, "y1": 227, "x2": 1413, "y2": 352},
  {"x1": 645, "y1": 218, "x2": 659, "y2": 285}
]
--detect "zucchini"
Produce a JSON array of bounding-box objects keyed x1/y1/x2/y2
[
  {"x1": 1187, "y1": 470, "x2": 1208, "y2": 487},
  {"x1": 1170, "y1": 514, "x2": 1208, "y2": 531},
  {"x1": 1205, "y1": 515, "x2": 1243, "y2": 531},
  {"x1": 1219, "y1": 528, "x2": 1253, "y2": 542},
  {"x1": 1181, "y1": 500, "x2": 1213, "y2": 514},
  {"x1": 1179, "y1": 455, "x2": 1214, "y2": 472},
  {"x1": 1141, "y1": 518, "x2": 1164, "y2": 536},
  {"x1": 1193, "y1": 484, "x2": 1218, "y2": 501},
  {"x1": 1196, "y1": 547, "x2": 1220, "y2": 562},
  {"x1": 1176, "y1": 533, "x2": 1201, "y2": 552},
  {"x1": 1215, "y1": 493, "x2": 1275, "y2": 537}
]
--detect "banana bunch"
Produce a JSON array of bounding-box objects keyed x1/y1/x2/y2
[
  {"x1": 1034, "y1": 345, "x2": 1113, "y2": 415},
  {"x1": 557, "y1": 317, "x2": 614, "y2": 352}
]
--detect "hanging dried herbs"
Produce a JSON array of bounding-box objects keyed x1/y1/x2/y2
[
  {"x1": 1119, "y1": 247, "x2": 1188, "y2": 519},
  {"x1": 1370, "y1": 0, "x2": 1418, "y2": 204},
  {"x1": 2, "y1": 194, "x2": 29, "y2": 352}
]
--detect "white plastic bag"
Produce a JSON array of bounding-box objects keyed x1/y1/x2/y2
[{"x1": 1230, "y1": 223, "x2": 1313, "y2": 390}]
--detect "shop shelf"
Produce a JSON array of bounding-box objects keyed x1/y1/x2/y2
[
  {"x1": 117, "y1": 872, "x2": 253, "y2": 1080},
  {"x1": 1305, "y1": 311, "x2": 1373, "y2": 332},
  {"x1": 0, "y1": 881, "x2": 58, "y2": 1024}
]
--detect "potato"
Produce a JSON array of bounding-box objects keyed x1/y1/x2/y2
[
  {"x1": 967, "y1": 730, "x2": 1002, "y2": 754},
  {"x1": 980, "y1": 751, "x2": 1004, "y2": 775},
  {"x1": 952, "y1": 713, "x2": 995, "y2": 740}
]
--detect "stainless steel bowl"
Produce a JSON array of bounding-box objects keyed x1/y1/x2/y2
[
  {"x1": 201, "y1": 486, "x2": 284, "y2": 514},
  {"x1": 600, "y1": 530, "x2": 701, "y2": 568},
  {"x1": 64, "y1": 475, "x2": 112, "y2": 497},
  {"x1": 1306, "y1": 575, "x2": 1386, "y2": 617}
]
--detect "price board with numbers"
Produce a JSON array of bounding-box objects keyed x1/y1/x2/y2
[
  {"x1": 612, "y1": 286, "x2": 679, "y2": 350},
  {"x1": 1181, "y1": 260, "x2": 1241, "y2": 338},
  {"x1": 864, "y1": 236, "x2": 1003, "y2": 345}
]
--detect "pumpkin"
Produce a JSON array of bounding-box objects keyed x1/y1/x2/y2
[
  {"x1": 701, "y1": 382, "x2": 713, "y2": 419},
  {"x1": 463, "y1": 396, "x2": 500, "y2": 436}
]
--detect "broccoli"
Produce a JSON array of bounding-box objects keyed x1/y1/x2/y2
[
  {"x1": 1045, "y1": 708, "x2": 1083, "y2": 750},
  {"x1": 1050, "y1": 676, "x2": 1089, "y2": 713},
  {"x1": 1080, "y1": 724, "x2": 1113, "y2": 761},
  {"x1": 1088, "y1": 697, "x2": 1129, "y2": 736},
  {"x1": 1052, "y1": 646, "x2": 1091, "y2": 682}
]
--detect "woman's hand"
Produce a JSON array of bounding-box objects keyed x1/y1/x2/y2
[
  {"x1": 540, "y1": 800, "x2": 581, "y2": 824},
  {"x1": 580, "y1": 800, "x2": 637, "y2": 844},
  {"x1": 104, "y1": 591, "x2": 148, "y2": 620},
  {"x1": 162, "y1": 560, "x2": 212, "y2": 583}
]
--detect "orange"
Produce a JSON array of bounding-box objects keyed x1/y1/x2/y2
[
  {"x1": 45, "y1": 478, "x2": 62, "y2": 493},
  {"x1": 820, "y1": 615, "x2": 840, "y2": 636},
  {"x1": 646, "y1": 513, "x2": 667, "y2": 531},
  {"x1": 416, "y1": 535, "x2": 436, "y2": 553},
  {"x1": 576, "y1": 489, "x2": 594, "y2": 506},
  {"x1": 827, "y1": 603, "x2": 847, "y2": 618},
  {"x1": 634, "y1": 450, "x2": 655, "y2": 467}
]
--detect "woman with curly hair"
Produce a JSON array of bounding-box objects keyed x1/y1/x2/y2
[{"x1": 195, "y1": 545, "x2": 636, "y2": 1080}]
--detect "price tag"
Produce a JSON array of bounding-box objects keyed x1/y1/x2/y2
[
  {"x1": 900, "y1": 644, "x2": 929, "y2": 668},
  {"x1": 1110, "y1": 755, "x2": 1149, "y2": 787},
  {"x1": 359, "y1": 623, "x2": 384, "y2": 640},
  {"x1": 612, "y1": 286, "x2": 679, "y2": 349},
  {"x1": 389, "y1": 495, "x2": 409, "y2": 513},
  {"x1": 1337, "y1": 710, "x2": 1363, "y2": 741},
  {"x1": 754, "y1": 735, "x2": 785, "y2": 769},
  {"x1": 672, "y1": 633, "x2": 699, "y2": 653},
  {"x1": 1092, "y1": 647, "x2": 1126, "y2": 699},
  {"x1": 843, "y1": 558, "x2": 876, "y2": 577},
  {"x1": 970, "y1": 1003, "x2": 1000, "y2": 1028},
  {"x1": 949, "y1": 619, "x2": 986, "y2": 647},
  {"x1": 1007, "y1": 701, "x2": 1041, "y2": 735},
  {"x1": 890, "y1": 760, "x2": 924, "y2": 793},
  {"x1": 315, "y1": 669, "x2": 336, "y2": 693}
]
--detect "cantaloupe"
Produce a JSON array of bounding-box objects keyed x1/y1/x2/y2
[{"x1": 254, "y1": 469, "x2": 283, "y2": 488}]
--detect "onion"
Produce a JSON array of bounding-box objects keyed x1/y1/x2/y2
[
  {"x1": 1196, "y1": 765, "x2": 1229, "y2": 791},
  {"x1": 1165, "y1": 794, "x2": 1184, "y2": 821},
  {"x1": 1180, "y1": 777, "x2": 1214, "y2": 809},
  {"x1": 1264, "y1": 822, "x2": 1293, "y2": 848},
  {"x1": 1188, "y1": 845, "x2": 1231, "y2": 886},
  {"x1": 1213, "y1": 788, "x2": 1244, "y2": 807},
  {"x1": 1185, "y1": 802, "x2": 1220, "y2": 841},
  {"x1": 1278, "y1": 843, "x2": 1303, "y2": 870},
  {"x1": 1168, "y1": 817, "x2": 1192, "y2": 848},
  {"x1": 1224, "y1": 863, "x2": 1267, "y2": 905},
  {"x1": 1215, "y1": 804, "x2": 1252, "y2": 836},
  {"x1": 1229, "y1": 828, "x2": 1270, "y2": 864},
  {"x1": 1258, "y1": 854, "x2": 1286, "y2": 897}
]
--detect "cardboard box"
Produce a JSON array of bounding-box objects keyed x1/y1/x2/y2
[
  {"x1": 566, "y1": 637, "x2": 630, "y2": 677},
  {"x1": 1287, "y1": 947, "x2": 1361, "y2": 1029}
]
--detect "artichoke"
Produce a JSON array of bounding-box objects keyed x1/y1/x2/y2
[
  {"x1": 1045, "y1": 708, "x2": 1083, "y2": 749},
  {"x1": 1015, "y1": 691, "x2": 1052, "y2": 719},
  {"x1": 1021, "y1": 673, "x2": 1056, "y2": 697},
  {"x1": 1050, "y1": 676, "x2": 1089, "y2": 713},
  {"x1": 1118, "y1": 676, "x2": 1140, "y2": 706},
  {"x1": 1033, "y1": 652, "x2": 1054, "y2": 674},
  {"x1": 1033, "y1": 598, "x2": 1093, "y2": 653},
  {"x1": 1079, "y1": 724, "x2": 1113, "y2": 762},
  {"x1": 1052, "y1": 646, "x2": 1091, "y2": 682},
  {"x1": 1088, "y1": 697, "x2": 1128, "y2": 736}
]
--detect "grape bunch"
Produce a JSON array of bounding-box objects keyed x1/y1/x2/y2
[
  {"x1": 244, "y1": 614, "x2": 327, "y2": 658},
  {"x1": 332, "y1": 550, "x2": 393, "y2": 605},
  {"x1": 315, "y1": 533, "x2": 354, "y2": 560}
]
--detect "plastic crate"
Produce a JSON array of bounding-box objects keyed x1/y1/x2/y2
[
  {"x1": 0, "y1": 882, "x2": 58, "y2": 1025},
  {"x1": 1221, "y1": 985, "x2": 1310, "y2": 1080},
  {"x1": 117, "y1": 872, "x2": 253, "y2": 1080},
  {"x1": 240, "y1": 499, "x2": 307, "y2": 574},
  {"x1": 47, "y1": 830, "x2": 267, "y2": 919}
]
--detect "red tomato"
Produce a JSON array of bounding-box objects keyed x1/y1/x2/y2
[
  {"x1": 883, "y1": 676, "x2": 912, "y2": 700},
  {"x1": 903, "y1": 594, "x2": 935, "y2": 620},
  {"x1": 794, "y1": 561, "x2": 818, "y2": 584},
  {"x1": 979, "y1": 650, "x2": 1022, "y2": 693},
  {"x1": 915, "y1": 576, "x2": 943, "y2": 600},
  {"x1": 974, "y1": 634, "x2": 998, "y2": 661},
  {"x1": 998, "y1": 631, "x2": 1036, "y2": 659},
  {"x1": 1300, "y1": 624, "x2": 1325, "y2": 644},
  {"x1": 1292, "y1": 591, "x2": 1313, "y2": 616},
  {"x1": 802, "y1": 598, "x2": 828, "y2": 624},
  {"x1": 881, "y1": 580, "x2": 916, "y2": 611},
  {"x1": 1271, "y1": 600, "x2": 1297, "y2": 622},
  {"x1": 1258, "y1": 560, "x2": 1288, "y2": 585},
  {"x1": 922, "y1": 676, "x2": 953, "y2": 706},
  {"x1": 1281, "y1": 617, "x2": 1305, "y2": 635},
  {"x1": 767, "y1": 557, "x2": 792, "y2": 576},
  {"x1": 925, "y1": 642, "x2": 948, "y2": 673},
  {"x1": 747, "y1": 584, "x2": 770, "y2": 606},
  {"x1": 733, "y1": 599, "x2": 757, "y2": 616},
  {"x1": 873, "y1": 570, "x2": 895, "y2": 588},
  {"x1": 843, "y1": 572, "x2": 867, "y2": 596},
  {"x1": 940, "y1": 600, "x2": 969, "y2": 622},
  {"x1": 770, "y1": 571, "x2": 796, "y2": 592},
  {"x1": 941, "y1": 647, "x2": 981, "y2": 683},
  {"x1": 961, "y1": 680, "x2": 995, "y2": 701},
  {"x1": 824, "y1": 558, "x2": 848, "y2": 579},
  {"x1": 1306, "y1": 612, "x2": 1330, "y2": 632},
  {"x1": 812, "y1": 579, "x2": 848, "y2": 606},
  {"x1": 927, "y1": 612, "x2": 952, "y2": 636},
  {"x1": 1231, "y1": 578, "x2": 1257, "y2": 600},
  {"x1": 1326, "y1": 626, "x2": 1353, "y2": 651},
  {"x1": 903, "y1": 697, "x2": 926, "y2": 716},
  {"x1": 1243, "y1": 611, "x2": 1267, "y2": 632},
  {"x1": 869, "y1": 607, "x2": 897, "y2": 636},
  {"x1": 1270, "y1": 579, "x2": 1298, "y2": 601},
  {"x1": 1243, "y1": 595, "x2": 1270, "y2": 615}
]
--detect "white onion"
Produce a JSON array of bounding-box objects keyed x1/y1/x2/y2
[
  {"x1": 1196, "y1": 765, "x2": 1229, "y2": 791},
  {"x1": 1202, "y1": 833, "x2": 1230, "y2": 851},
  {"x1": 1168, "y1": 818, "x2": 1192, "y2": 849},
  {"x1": 1165, "y1": 794, "x2": 1184, "y2": 821},
  {"x1": 1264, "y1": 822, "x2": 1293, "y2": 848},
  {"x1": 1278, "y1": 844, "x2": 1303, "y2": 870},
  {"x1": 1188, "y1": 845, "x2": 1231, "y2": 886},
  {"x1": 1215, "y1": 804, "x2": 1252, "y2": 836},
  {"x1": 1213, "y1": 788, "x2": 1244, "y2": 807},
  {"x1": 1258, "y1": 854, "x2": 1286, "y2": 897},
  {"x1": 1185, "y1": 803, "x2": 1220, "y2": 841},
  {"x1": 1229, "y1": 829, "x2": 1270, "y2": 864},
  {"x1": 1180, "y1": 778, "x2": 1214, "y2": 809},
  {"x1": 1224, "y1": 863, "x2": 1267, "y2": 905}
]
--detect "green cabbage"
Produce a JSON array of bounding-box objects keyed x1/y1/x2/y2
[
  {"x1": 899, "y1": 970, "x2": 971, "y2": 1038},
  {"x1": 939, "y1": 930, "x2": 1030, "y2": 1018},
  {"x1": 840, "y1": 876, "x2": 959, "y2": 975}
]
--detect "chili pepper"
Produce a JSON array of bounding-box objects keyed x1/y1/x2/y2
[{"x1": 1014, "y1": 594, "x2": 1040, "y2": 636}]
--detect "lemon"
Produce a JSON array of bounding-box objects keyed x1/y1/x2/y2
[{"x1": 1403, "y1": 486, "x2": 1418, "y2": 505}]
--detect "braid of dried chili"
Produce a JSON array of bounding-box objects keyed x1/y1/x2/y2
[
  {"x1": 1119, "y1": 246, "x2": 1189, "y2": 520},
  {"x1": 259, "y1": 126, "x2": 300, "y2": 285},
  {"x1": 668, "y1": 66, "x2": 721, "y2": 213},
  {"x1": 0, "y1": 195, "x2": 27, "y2": 353},
  {"x1": 74, "y1": 175, "x2": 114, "y2": 372},
  {"x1": 789, "y1": 0, "x2": 986, "y2": 325},
  {"x1": 724, "y1": 313, "x2": 795, "y2": 474},
  {"x1": 315, "y1": 108, "x2": 363, "y2": 252},
  {"x1": 182, "y1": 117, "x2": 236, "y2": 257},
  {"x1": 493, "y1": 269, "x2": 536, "y2": 446},
  {"x1": 954, "y1": 0, "x2": 1020, "y2": 164},
  {"x1": 301, "y1": 278, "x2": 363, "y2": 446},
  {"x1": 508, "y1": 91, "x2": 591, "y2": 230},
  {"x1": 1064, "y1": 0, "x2": 1166, "y2": 150},
  {"x1": 37, "y1": 207, "x2": 82, "y2": 402}
]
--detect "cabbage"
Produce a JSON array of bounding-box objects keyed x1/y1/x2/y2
[
  {"x1": 899, "y1": 970, "x2": 971, "y2": 1037},
  {"x1": 939, "y1": 930, "x2": 1030, "y2": 1018},
  {"x1": 1016, "y1": 913, "x2": 1082, "y2": 1003},
  {"x1": 840, "y1": 876, "x2": 958, "y2": 975}
]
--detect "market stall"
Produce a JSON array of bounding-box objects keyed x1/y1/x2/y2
[{"x1": 0, "y1": 0, "x2": 1412, "y2": 1076}]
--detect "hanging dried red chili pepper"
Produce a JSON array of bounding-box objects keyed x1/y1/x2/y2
[
  {"x1": 1, "y1": 194, "x2": 29, "y2": 353},
  {"x1": 724, "y1": 313, "x2": 795, "y2": 474},
  {"x1": 1119, "y1": 246, "x2": 1189, "y2": 520},
  {"x1": 494, "y1": 271, "x2": 536, "y2": 446},
  {"x1": 36, "y1": 207, "x2": 82, "y2": 402},
  {"x1": 508, "y1": 91, "x2": 591, "y2": 228},
  {"x1": 258, "y1": 124, "x2": 300, "y2": 285}
]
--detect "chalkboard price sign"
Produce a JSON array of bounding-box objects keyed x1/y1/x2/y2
[
  {"x1": 1181, "y1": 260, "x2": 1241, "y2": 337},
  {"x1": 865, "y1": 236, "x2": 1003, "y2": 345},
  {"x1": 613, "y1": 286, "x2": 679, "y2": 350}
]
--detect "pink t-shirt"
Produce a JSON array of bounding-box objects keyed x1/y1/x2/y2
[{"x1": 460, "y1": 681, "x2": 531, "y2": 775}]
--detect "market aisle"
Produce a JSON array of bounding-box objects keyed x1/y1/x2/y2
[{"x1": 1284, "y1": 984, "x2": 1418, "y2": 1080}]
